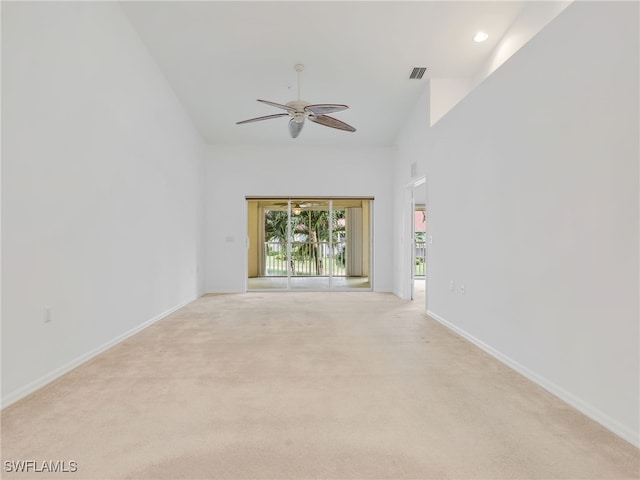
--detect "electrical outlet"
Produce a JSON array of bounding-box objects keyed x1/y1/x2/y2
[
  {"x1": 460, "y1": 284, "x2": 465, "y2": 294},
  {"x1": 44, "y1": 307, "x2": 52, "y2": 323}
]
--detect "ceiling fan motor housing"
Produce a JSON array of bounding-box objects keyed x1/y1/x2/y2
[{"x1": 287, "y1": 100, "x2": 314, "y2": 123}]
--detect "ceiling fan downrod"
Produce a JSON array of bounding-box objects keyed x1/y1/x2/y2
[{"x1": 295, "y1": 63, "x2": 304, "y2": 101}]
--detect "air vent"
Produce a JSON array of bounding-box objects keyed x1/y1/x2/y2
[{"x1": 409, "y1": 67, "x2": 427, "y2": 79}]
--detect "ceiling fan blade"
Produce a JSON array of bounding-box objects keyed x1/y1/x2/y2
[
  {"x1": 257, "y1": 99, "x2": 296, "y2": 112},
  {"x1": 236, "y1": 113, "x2": 288, "y2": 125},
  {"x1": 288, "y1": 119, "x2": 304, "y2": 138},
  {"x1": 304, "y1": 104, "x2": 349, "y2": 115},
  {"x1": 309, "y1": 115, "x2": 356, "y2": 132}
]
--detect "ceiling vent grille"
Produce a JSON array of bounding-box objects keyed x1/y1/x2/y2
[{"x1": 409, "y1": 67, "x2": 427, "y2": 79}]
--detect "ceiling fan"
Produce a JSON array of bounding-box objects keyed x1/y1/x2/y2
[
  {"x1": 236, "y1": 64, "x2": 356, "y2": 138},
  {"x1": 271, "y1": 201, "x2": 323, "y2": 214}
]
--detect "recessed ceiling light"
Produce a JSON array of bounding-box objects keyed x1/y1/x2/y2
[{"x1": 474, "y1": 31, "x2": 489, "y2": 43}]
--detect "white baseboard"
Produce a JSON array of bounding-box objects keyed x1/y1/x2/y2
[
  {"x1": 427, "y1": 310, "x2": 640, "y2": 448},
  {"x1": 1, "y1": 295, "x2": 199, "y2": 409}
]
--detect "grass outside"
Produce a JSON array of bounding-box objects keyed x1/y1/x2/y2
[{"x1": 266, "y1": 256, "x2": 346, "y2": 276}]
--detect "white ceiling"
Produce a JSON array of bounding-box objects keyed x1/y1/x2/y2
[{"x1": 121, "y1": 1, "x2": 527, "y2": 147}]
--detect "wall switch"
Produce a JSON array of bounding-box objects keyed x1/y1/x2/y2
[
  {"x1": 460, "y1": 284, "x2": 465, "y2": 294},
  {"x1": 449, "y1": 280, "x2": 454, "y2": 291},
  {"x1": 44, "y1": 307, "x2": 52, "y2": 323},
  {"x1": 428, "y1": 235, "x2": 433, "y2": 244}
]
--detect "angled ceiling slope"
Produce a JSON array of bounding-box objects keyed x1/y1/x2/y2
[{"x1": 121, "y1": 1, "x2": 531, "y2": 147}]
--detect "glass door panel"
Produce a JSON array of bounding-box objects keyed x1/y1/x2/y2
[
  {"x1": 290, "y1": 199, "x2": 330, "y2": 291},
  {"x1": 247, "y1": 200, "x2": 289, "y2": 290},
  {"x1": 330, "y1": 207, "x2": 346, "y2": 287},
  {"x1": 332, "y1": 199, "x2": 371, "y2": 290}
]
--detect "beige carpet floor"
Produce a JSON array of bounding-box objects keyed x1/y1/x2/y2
[{"x1": 1, "y1": 291, "x2": 638, "y2": 479}]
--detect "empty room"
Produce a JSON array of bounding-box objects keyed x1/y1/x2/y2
[{"x1": 2, "y1": 1, "x2": 638, "y2": 478}]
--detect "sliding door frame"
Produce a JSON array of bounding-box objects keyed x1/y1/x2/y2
[{"x1": 245, "y1": 196, "x2": 374, "y2": 292}]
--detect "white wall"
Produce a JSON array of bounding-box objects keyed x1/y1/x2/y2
[
  {"x1": 393, "y1": 2, "x2": 639, "y2": 445},
  {"x1": 2, "y1": 2, "x2": 206, "y2": 406},
  {"x1": 392, "y1": 86, "x2": 430, "y2": 300},
  {"x1": 471, "y1": 1, "x2": 572, "y2": 88},
  {"x1": 429, "y1": 78, "x2": 471, "y2": 126},
  {"x1": 205, "y1": 145, "x2": 393, "y2": 292},
  {"x1": 428, "y1": 1, "x2": 571, "y2": 128}
]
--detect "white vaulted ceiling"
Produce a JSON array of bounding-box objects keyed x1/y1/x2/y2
[{"x1": 120, "y1": 1, "x2": 542, "y2": 147}]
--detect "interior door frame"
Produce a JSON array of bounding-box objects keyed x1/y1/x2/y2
[{"x1": 403, "y1": 176, "x2": 427, "y2": 313}]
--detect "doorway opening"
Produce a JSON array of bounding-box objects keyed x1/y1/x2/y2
[
  {"x1": 404, "y1": 177, "x2": 427, "y2": 312},
  {"x1": 414, "y1": 205, "x2": 426, "y2": 279},
  {"x1": 246, "y1": 197, "x2": 372, "y2": 291}
]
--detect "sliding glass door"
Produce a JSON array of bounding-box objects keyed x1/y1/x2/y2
[
  {"x1": 290, "y1": 199, "x2": 330, "y2": 291},
  {"x1": 247, "y1": 197, "x2": 372, "y2": 291}
]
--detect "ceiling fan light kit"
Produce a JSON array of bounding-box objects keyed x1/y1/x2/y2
[{"x1": 236, "y1": 64, "x2": 356, "y2": 138}]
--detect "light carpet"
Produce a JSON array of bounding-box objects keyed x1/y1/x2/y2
[{"x1": 2, "y1": 292, "x2": 638, "y2": 479}]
